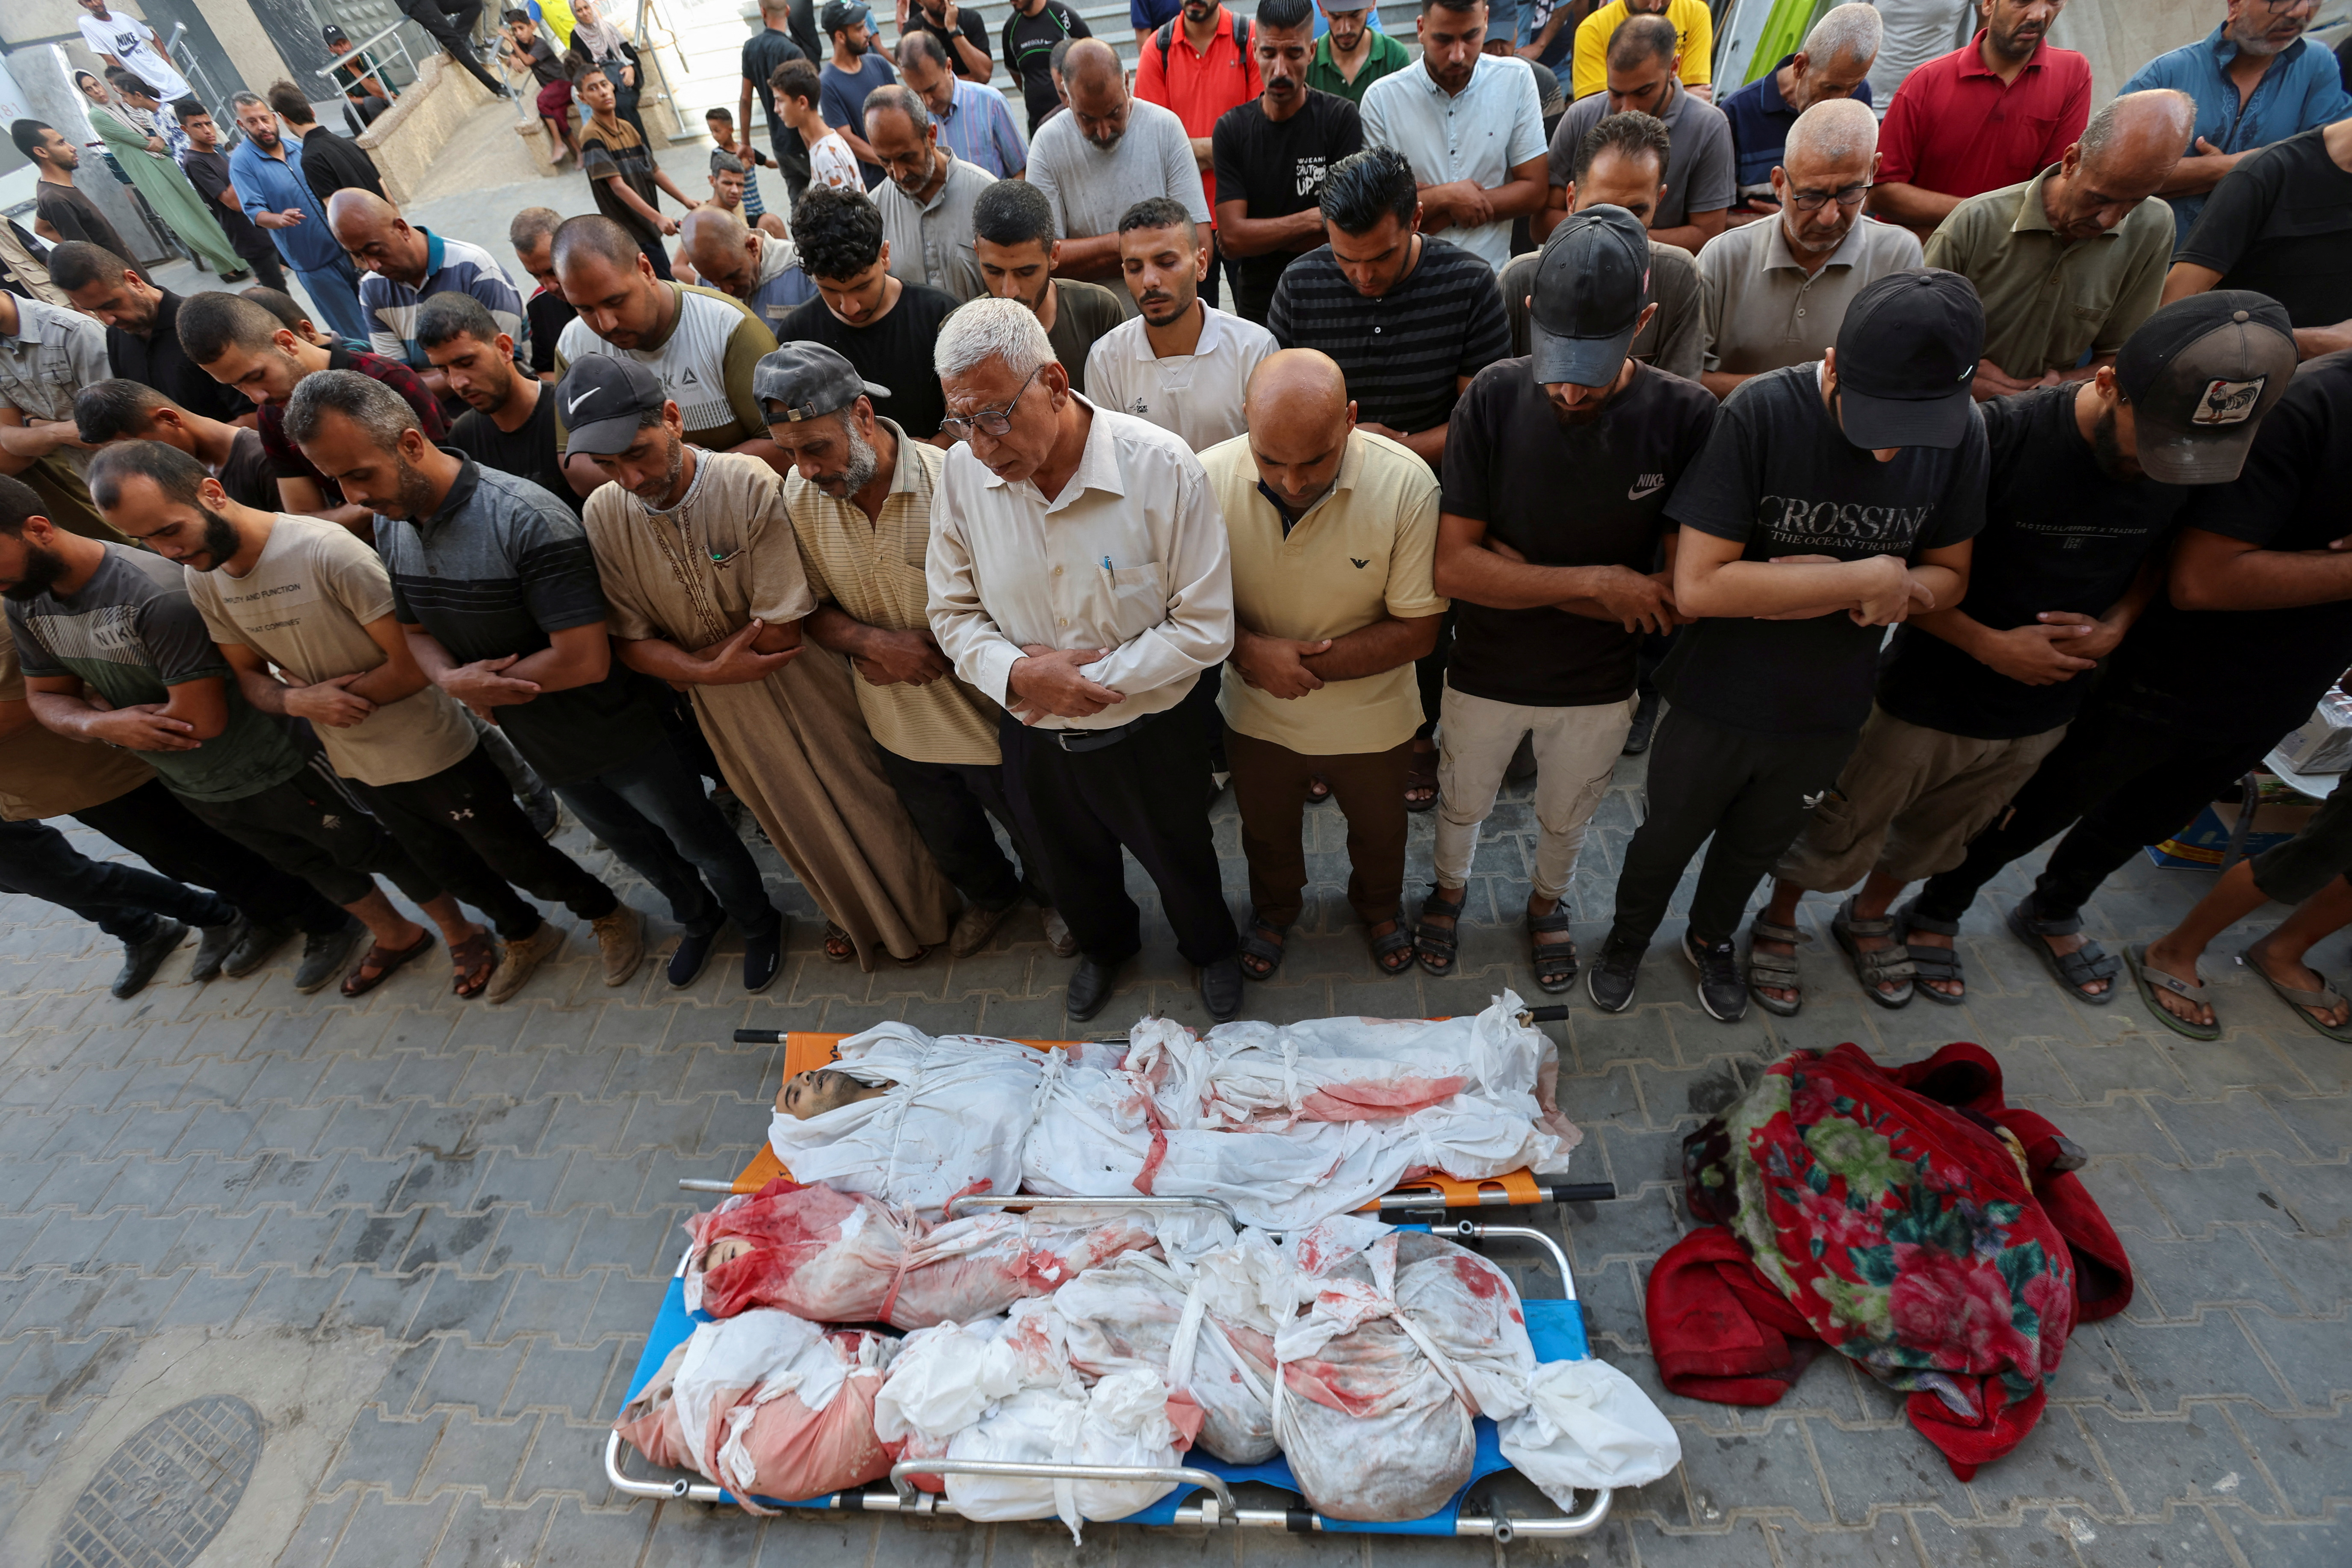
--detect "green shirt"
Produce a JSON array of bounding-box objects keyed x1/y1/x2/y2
[
  {"x1": 1307, "y1": 32, "x2": 1409, "y2": 106},
  {"x1": 1922, "y1": 166, "x2": 2175, "y2": 382}
]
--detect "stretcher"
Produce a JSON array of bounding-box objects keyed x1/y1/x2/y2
[{"x1": 609, "y1": 1016, "x2": 1620, "y2": 1539}]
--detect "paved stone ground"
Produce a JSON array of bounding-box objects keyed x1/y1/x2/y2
[{"x1": 3, "y1": 736, "x2": 2346, "y2": 1568}]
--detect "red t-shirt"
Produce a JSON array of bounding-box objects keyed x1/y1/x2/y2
[
  {"x1": 1132, "y1": 7, "x2": 1261, "y2": 213},
  {"x1": 1876, "y1": 32, "x2": 2092, "y2": 201}
]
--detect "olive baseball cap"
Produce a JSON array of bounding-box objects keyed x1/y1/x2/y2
[{"x1": 2113, "y1": 291, "x2": 2297, "y2": 485}]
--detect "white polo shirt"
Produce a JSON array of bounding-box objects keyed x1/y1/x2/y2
[
  {"x1": 1083, "y1": 301, "x2": 1276, "y2": 453},
  {"x1": 1359, "y1": 55, "x2": 1548, "y2": 272}
]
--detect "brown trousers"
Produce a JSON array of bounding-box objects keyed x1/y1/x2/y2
[{"x1": 1226, "y1": 726, "x2": 1412, "y2": 928}]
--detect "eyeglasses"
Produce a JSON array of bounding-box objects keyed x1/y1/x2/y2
[
  {"x1": 1786, "y1": 183, "x2": 1870, "y2": 212},
  {"x1": 939, "y1": 363, "x2": 1044, "y2": 440}
]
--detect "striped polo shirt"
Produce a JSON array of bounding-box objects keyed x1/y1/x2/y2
[
  {"x1": 554, "y1": 282, "x2": 779, "y2": 453},
  {"x1": 358, "y1": 229, "x2": 530, "y2": 373},
  {"x1": 1264, "y1": 235, "x2": 1513, "y2": 439}
]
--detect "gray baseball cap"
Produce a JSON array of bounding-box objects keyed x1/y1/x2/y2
[
  {"x1": 2113, "y1": 292, "x2": 2297, "y2": 485},
  {"x1": 753, "y1": 342, "x2": 889, "y2": 425},
  {"x1": 1528, "y1": 206, "x2": 1650, "y2": 389}
]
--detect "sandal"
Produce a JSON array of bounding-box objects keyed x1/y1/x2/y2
[
  {"x1": 822, "y1": 922, "x2": 856, "y2": 963},
  {"x1": 2238, "y1": 945, "x2": 2352, "y2": 1042},
  {"x1": 1368, "y1": 910, "x2": 1415, "y2": 976},
  {"x1": 1893, "y1": 899, "x2": 1965, "y2": 1004},
  {"x1": 449, "y1": 932, "x2": 497, "y2": 999},
  {"x1": 1238, "y1": 915, "x2": 1288, "y2": 982},
  {"x1": 2006, "y1": 897, "x2": 2120, "y2": 1004},
  {"x1": 2125, "y1": 943, "x2": 2218, "y2": 1040},
  {"x1": 1405, "y1": 744, "x2": 1438, "y2": 814},
  {"x1": 1525, "y1": 904, "x2": 1578, "y2": 994},
  {"x1": 1831, "y1": 897, "x2": 1915, "y2": 1009},
  {"x1": 342, "y1": 930, "x2": 436, "y2": 998},
  {"x1": 1306, "y1": 775, "x2": 1332, "y2": 806},
  {"x1": 1745, "y1": 918, "x2": 1805, "y2": 1017},
  {"x1": 1415, "y1": 885, "x2": 1465, "y2": 977}
]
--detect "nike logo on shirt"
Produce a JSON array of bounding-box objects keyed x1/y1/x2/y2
[{"x1": 1628, "y1": 474, "x2": 1666, "y2": 501}]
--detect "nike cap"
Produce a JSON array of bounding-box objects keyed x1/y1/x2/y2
[
  {"x1": 1832, "y1": 268, "x2": 1984, "y2": 450},
  {"x1": 753, "y1": 341, "x2": 889, "y2": 425},
  {"x1": 555, "y1": 355, "x2": 666, "y2": 457},
  {"x1": 2113, "y1": 291, "x2": 2297, "y2": 485},
  {"x1": 1528, "y1": 205, "x2": 1650, "y2": 389}
]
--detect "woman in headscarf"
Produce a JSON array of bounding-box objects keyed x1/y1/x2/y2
[
  {"x1": 77, "y1": 68, "x2": 247, "y2": 278},
  {"x1": 564, "y1": 0, "x2": 649, "y2": 145}
]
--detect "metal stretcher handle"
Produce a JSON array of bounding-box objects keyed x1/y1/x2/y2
[
  {"x1": 890, "y1": 1458, "x2": 1238, "y2": 1517},
  {"x1": 944, "y1": 1193, "x2": 1241, "y2": 1223}
]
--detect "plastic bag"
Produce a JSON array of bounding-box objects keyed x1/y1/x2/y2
[
  {"x1": 1500, "y1": 1358, "x2": 1682, "y2": 1499},
  {"x1": 941, "y1": 1367, "x2": 1184, "y2": 1540}
]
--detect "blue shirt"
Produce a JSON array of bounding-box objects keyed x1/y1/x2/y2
[
  {"x1": 1132, "y1": 0, "x2": 1182, "y2": 32},
  {"x1": 357, "y1": 229, "x2": 529, "y2": 372},
  {"x1": 1719, "y1": 55, "x2": 1871, "y2": 196},
  {"x1": 935, "y1": 76, "x2": 1028, "y2": 178},
  {"x1": 2123, "y1": 25, "x2": 2352, "y2": 245},
  {"x1": 230, "y1": 137, "x2": 340, "y2": 273},
  {"x1": 819, "y1": 53, "x2": 899, "y2": 187}
]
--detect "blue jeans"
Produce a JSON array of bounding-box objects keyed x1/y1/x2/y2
[
  {"x1": 0, "y1": 819, "x2": 235, "y2": 943},
  {"x1": 552, "y1": 742, "x2": 778, "y2": 939},
  {"x1": 291, "y1": 256, "x2": 370, "y2": 345}
]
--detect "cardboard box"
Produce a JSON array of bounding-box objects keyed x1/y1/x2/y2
[
  {"x1": 2273, "y1": 691, "x2": 2352, "y2": 775},
  {"x1": 2146, "y1": 777, "x2": 2319, "y2": 870}
]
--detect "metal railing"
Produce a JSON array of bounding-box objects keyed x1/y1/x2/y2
[{"x1": 310, "y1": 16, "x2": 431, "y2": 109}]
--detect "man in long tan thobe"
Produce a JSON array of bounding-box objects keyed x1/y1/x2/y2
[{"x1": 561, "y1": 353, "x2": 957, "y2": 970}]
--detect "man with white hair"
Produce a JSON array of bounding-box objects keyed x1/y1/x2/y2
[
  {"x1": 1925, "y1": 91, "x2": 2192, "y2": 402},
  {"x1": 925, "y1": 297, "x2": 1242, "y2": 1023},
  {"x1": 1717, "y1": 3, "x2": 1880, "y2": 210},
  {"x1": 1695, "y1": 97, "x2": 1921, "y2": 400}
]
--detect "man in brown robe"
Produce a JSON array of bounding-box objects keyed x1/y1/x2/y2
[{"x1": 562, "y1": 353, "x2": 957, "y2": 969}]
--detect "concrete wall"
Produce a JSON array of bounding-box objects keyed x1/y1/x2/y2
[
  {"x1": 2050, "y1": 0, "x2": 2217, "y2": 109},
  {"x1": 354, "y1": 50, "x2": 497, "y2": 207},
  {"x1": 6, "y1": 41, "x2": 170, "y2": 264},
  {"x1": 181, "y1": 0, "x2": 299, "y2": 100}
]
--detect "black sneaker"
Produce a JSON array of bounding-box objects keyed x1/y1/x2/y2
[
  {"x1": 668, "y1": 927, "x2": 721, "y2": 989},
  {"x1": 113, "y1": 920, "x2": 189, "y2": 998},
  {"x1": 1587, "y1": 937, "x2": 1644, "y2": 1013},
  {"x1": 1622, "y1": 691, "x2": 1661, "y2": 756},
  {"x1": 1683, "y1": 930, "x2": 1749, "y2": 1022},
  {"x1": 188, "y1": 914, "x2": 250, "y2": 983},
  {"x1": 1200, "y1": 955, "x2": 1243, "y2": 1022},
  {"x1": 222, "y1": 915, "x2": 298, "y2": 979},
  {"x1": 293, "y1": 917, "x2": 365, "y2": 994},
  {"x1": 742, "y1": 920, "x2": 784, "y2": 994}
]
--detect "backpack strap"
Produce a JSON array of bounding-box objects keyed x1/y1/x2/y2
[{"x1": 1155, "y1": 20, "x2": 1174, "y2": 71}]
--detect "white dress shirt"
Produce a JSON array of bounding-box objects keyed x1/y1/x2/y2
[
  {"x1": 1359, "y1": 54, "x2": 1548, "y2": 272},
  {"x1": 927, "y1": 395, "x2": 1235, "y2": 731},
  {"x1": 1083, "y1": 302, "x2": 1276, "y2": 453}
]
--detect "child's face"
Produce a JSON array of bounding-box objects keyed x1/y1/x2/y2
[{"x1": 707, "y1": 116, "x2": 734, "y2": 145}]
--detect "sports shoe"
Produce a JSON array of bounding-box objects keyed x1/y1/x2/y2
[
  {"x1": 592, "y1": 904, "x2": 646, "y2": 986},
  {"x1": 486, "y1": 922, "x2": 564, "y2": 1004},
  {"x1": 222, "y1": 915, "x2": 298, "y2": 979},
  {"x1": 667, "y1": 926, "x2": 720, "y2": 989},
  {"x1": 188, "y1": 914, "x2": 251, "y2": 983},
  {"x1": 113, "y1": 920, "x2": 189, "y2": 998},
  {"x1": 742, "y1": 920, "x2": 785, "y2": 994},
  {"x1": 1683, "y1": 929, "x2": 1749, "y2": 1023},
  {"x1": 293, "y1": 917, "x2": 366, "y2": 994},
  {"x1": 1587, "y1": 937, "x2": 1643, "y2": 1013}
]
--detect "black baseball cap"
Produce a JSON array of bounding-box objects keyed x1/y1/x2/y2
[
  {"x1": 1528, "y1": 206, "x2": 1649, "y2": 388},
  {"x1": 322, "y1": 23, "x2": 351, "y2": 46},
  {"x1": 753, "y1": 341, "x2": 889, "y2": 424},
  {"x1": 821, "y1": 1, "x2": 870, "y2": 33},
  {"x1": 555, "y1": 355, "x2": 665, "y2": 455},
  {"x1": 1832, "y1": 269, "x2": 1984, "y2": 450},
  {"x1": 2113, "y1": 291, "x2": 2296, "y2": 485}
]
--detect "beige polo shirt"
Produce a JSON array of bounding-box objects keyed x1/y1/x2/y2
[
  {"x1": 1696, "y1": 215, "x2": 1925, "y2": 377},
  {"x1": 1924, "y1": 168, "x2": 2175, "y2": 381},
  {"x1": 1202, "y1": 428, "x2": 1446, "y2": 757},
  {"x1": 786, "y1": 419, "x2": 1002, "y2": 767}
]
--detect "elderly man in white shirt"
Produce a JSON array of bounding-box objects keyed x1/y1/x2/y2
[
  {"x1": 927, "y1": 297, "x2": 1243, "y2": 1023},
  {"x1": 1358, "y1": 0, "x2": 1549, "y2": 272}
]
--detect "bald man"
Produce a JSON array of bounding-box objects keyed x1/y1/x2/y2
[
  {"x1": 1025, "y1": 38, "x2": 1212, "y2": 304},
  {"x1": 1925, "y1": 90, "x2": 2194, "y2": 401},
  {"x1": 1197, "y1": 349, "x2": 1445, "y2": 982},
  {"x1": 677, "y1": 206, "x2": 816, "y2": 332},
  {"x1": 330, "y1": 188, "x2": 530, "y2": 411}
]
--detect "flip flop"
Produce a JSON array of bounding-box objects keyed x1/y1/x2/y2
[
  {"x1": 2237, "y1": 947, "x2": 2352, "y2": 1043},
  {"x1": 342, "y1": 930, "x2": 436, "y2": 998},
  {"x1": 2124, "y1": 943, "x2": 2219, "y2": 1041}
]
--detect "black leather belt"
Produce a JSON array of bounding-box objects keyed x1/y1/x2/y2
[{"x1": 1051, "y1": 709, "x2": 1161, "y2": 753}]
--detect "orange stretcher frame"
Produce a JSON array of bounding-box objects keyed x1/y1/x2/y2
[{"x1": 707, "y1": 1031, "x2": 1604, "y2": 1214}]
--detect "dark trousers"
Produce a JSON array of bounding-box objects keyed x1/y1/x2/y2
[
  {"x1": 876, "y1": 747, "x2": 1031, "y2": 912},
  {"x1": 1226, "y1": 728, "x2": 1410, "y2": 928},
  {"x1": 398, "y1": 0, "x2": 507, "y2": 95},
  {"x1": 999, "y1": 709, "x2": 1239, "y2": 967},
  {"x1": 356, "y1": 743, "x2": 616, "y2": 941},
  {"x1": 550, "y1": 741, "x2": 778, "y2": 939},
  {"x1": 181, "y1": 761, "x2": 443, "y2": 912},
  {"x1": 0, "y1": 819, "x2": 235, "y2": 942},
  {"x1": 1912, "y1": 697, "x2": 2278, "y2": 927},
  {"x1": 236, "y1": 245, "x2": 288, "y2": 292},
  {"x1": 72, "y1": 777, "x2": 346, "y2": 933},
  {"x1": 1608, "y1": 705, "x2": 1859, "y2": 948}
]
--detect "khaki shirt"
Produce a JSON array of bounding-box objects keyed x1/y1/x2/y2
[
  {"x1": 927, "y1": 396, "x2": 1235, "y2": 731},
  {"x1": 786, "y1": 420, "x2": 1002, "y2": 766},
  {"x1": 1203, "y1": 429, "x2": 1446, "y2": 757},
  {"x1": 1924, "y1": 168, "x2": 2175, "y2": 380},
  {"x1": 1697, "y1": 216, "x2": 1925, "y2": 377},
  {"x1": 0, "y1": 617, "x2": 151, "y2": 821}
]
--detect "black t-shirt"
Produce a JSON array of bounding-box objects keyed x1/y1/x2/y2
[
  {"x1": 1876, "y1": 386, "x2": 2186, "y2": 741},
  {"x1": 108, "y1": 292, "x2": 249, "y2": 428},
  {"x1": 1659, "y1": 363, "x2": 1989, "y2": 737},
  {"x1": 447, "y1": 388, "x2": 579, "y2": 517},
  {"x1": 1442, "y1": 360, "x2": 1718, "y2": 707},
  {"x1": 2175, "y1": 128, "x2": 2352, "y2": 330},
  {"x1": 214, "y1": 426, "x2": 278, "y2": 512},
  {"x1": 907, "y1": 3, "x2": 993, "y2": 80},
  {"x1": 1211, "y1": 91, "x2": 1363, "y2": 320},
  {"x1": 742, "y1": 26, "x2": 812, "y2": 191},
  {"x1": 776, "y1": 283, "x2": 958, "y2": 437},
  {"x1": 177, "y1": 148, "x2": 276, "y2": 265},
  {"x1": 2101, "y1": 353, "x2": 2352, "y2": 744},
  {"x1": 298, "y1": 125, "x2": 385, "y2": 201},
  {"x1": 526, "y1": 289, "x2": 576, "y2": 378},
  {"x1": 1003, "y1": 0, "x2": 1091, "y2": 133}
]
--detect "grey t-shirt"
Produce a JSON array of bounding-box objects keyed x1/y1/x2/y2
[
  {"x1": 1028, "y1": 97, "x2": 1209, "y2": 242},
  {"x1": 5, "y1": 543, "x2": 307, "y2": 803},
  {"x1": 1549, "y1": 83, "x2": 1736, "y2": 230}
]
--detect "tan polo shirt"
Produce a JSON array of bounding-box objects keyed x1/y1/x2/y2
[
  {"x1": 1202, "y1": 428, "x2": 1446, "y2": 757},
  {"x1": 787, "y1": 419, "x2": 1002, "y2": 766},
  {"x1": 1924, "y1": 168, "x2": 2175, "y2": 381},
  {"x1": 0, "y1": 617, "x2": 153, "y2": 821},
  {"x1": 1697, "y1": 215, "x2": 1924, "y2": 376}
]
